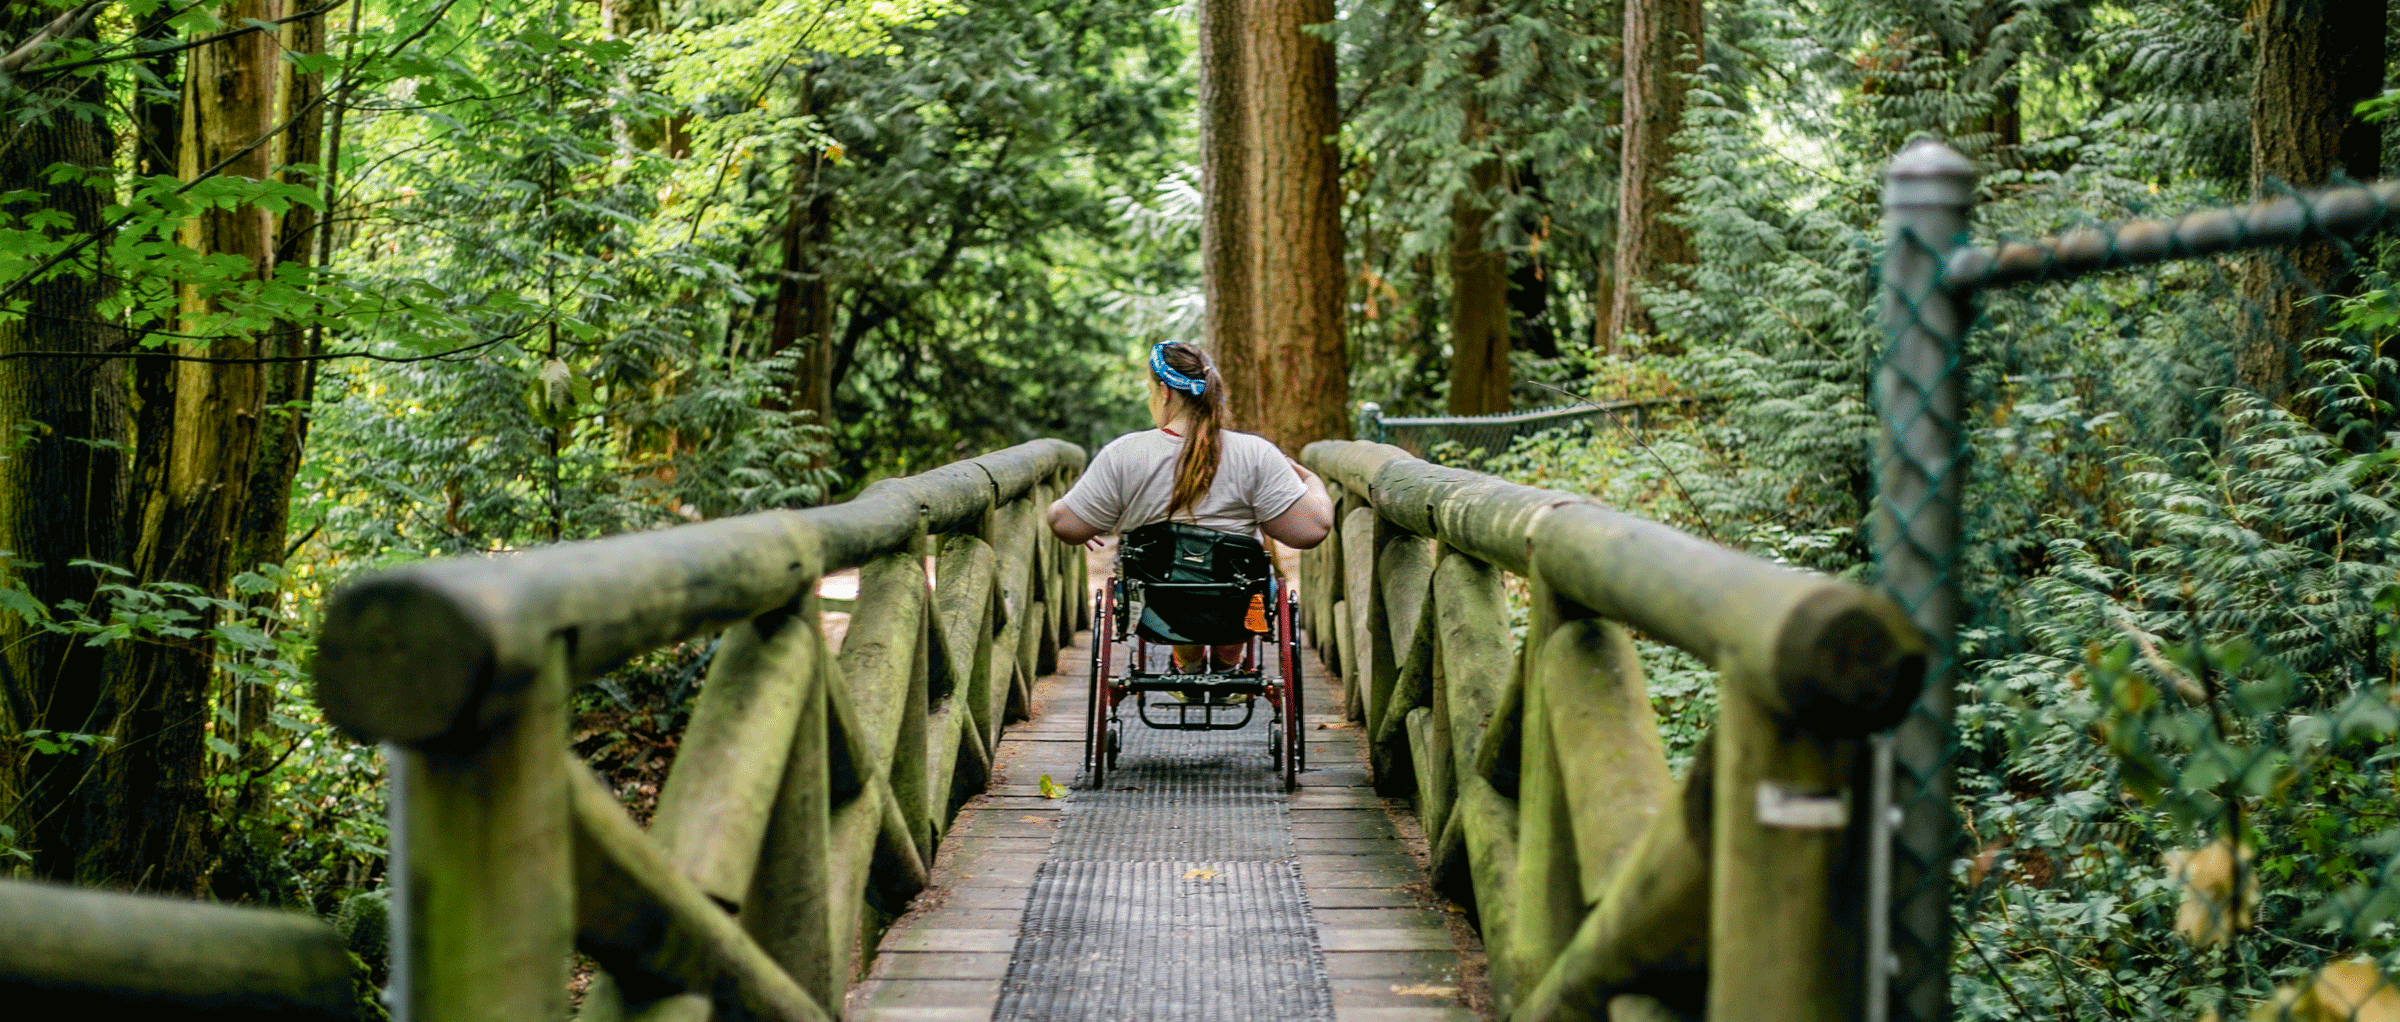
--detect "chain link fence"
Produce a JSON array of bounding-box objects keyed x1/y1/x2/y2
[{"x1": 1875, "y1": 140, "x2": 2400, "y2": 1022}]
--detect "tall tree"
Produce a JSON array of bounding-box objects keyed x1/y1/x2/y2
[
  {"x1": 1607, "y1": 0, "x2": 1702, "y2": 351},
  {"x1": 1246, "y1": 0, "x2": 1351, "y2": 450},
  {"x1": 226, "y1": 0, "x2": 331, "y2": 813},
  {"x1": 2237, "y1": 0, "x2": 2384, "y2": 400},
  {"x1": 1198, "y1": 0, "x2": 1261, "y2": 425},
  {"x1": 88, "y1": 0, "x2": 286, "y2": 891},
  {"x1": 1445, "y1": 2, "x2": 1509, "y2": 416},
  {"x1": 768, "y1": 78, "x2": 836, "y2": 433},
  {"x1": 0, "y1": 0, "x2": 133, "y2": 881}
]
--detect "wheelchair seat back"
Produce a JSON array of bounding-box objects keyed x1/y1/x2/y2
[{"x1": 1119, "y1": 521, "x2": 1270, "y2": 646}]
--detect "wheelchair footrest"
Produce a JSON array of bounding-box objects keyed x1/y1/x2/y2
[{"x1": 1133, "y1": 689, "x2": 1259, "y2": 731}]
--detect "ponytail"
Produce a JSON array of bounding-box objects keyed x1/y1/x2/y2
[{"x1": 1157, "y1": 342, "x2": 1234, "y2": 520}]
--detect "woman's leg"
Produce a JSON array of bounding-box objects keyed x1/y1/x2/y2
[{"x1": 1170, "y1": 643, "x2": 1250, "y2": 672}]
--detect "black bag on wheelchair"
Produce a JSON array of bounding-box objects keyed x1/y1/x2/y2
[{"x1": 1118, "y1": 521, "x2": 1270, "y2": 646}]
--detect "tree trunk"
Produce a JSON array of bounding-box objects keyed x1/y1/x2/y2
[
  {"x1": 1199, "y1": 0, "x2": 1260, "y2": 426},
  {"x1": 226, "y1": 1, "x2": 330, "y2": 822},
  {"x1": 2237, "y1": 0, "x2": 2384, "y2": 401},
  {"x1": 0, "y1": 6, "x2": 133, "y2": 882},
  {"x1": 1446, "y1": 18, "x2": 1509, "y2": 417},
  {"x1": 84, "y1": 0, "x2": 285, "y2": 892},
  {"x1": 1607, "y1": 0, "x2": 1703, "y2": 353},
  {"x1": 1448, "y1": 171, "x2": 1508, "y2": 415},
  {"x1": 768, "y1": 79, "x2": 837, "y2": 443},
  {"x1": 1247, "y1": 0, "x2": 1351, "y2": 451}
]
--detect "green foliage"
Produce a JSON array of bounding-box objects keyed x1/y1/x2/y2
[
  {"x1": 1414, "y1": 0, "x2": 2400, "y2": 1017},
  {"x1": 788, "y1": 0, "x2": 1190, "y2": 472},
  {"x1": 1335, "y1": 0, "x2": 1619, "y2": 411}
]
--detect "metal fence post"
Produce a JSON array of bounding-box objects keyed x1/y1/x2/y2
[
  {"x1": 1358, "y1": 402, "x2": 1384, "y2": 443},
  {"x1": 1870, "y1": 139, "x2": 1975, "y2": 1022}
]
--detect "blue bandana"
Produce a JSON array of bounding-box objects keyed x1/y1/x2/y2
[{"x1": 1150, "y1": 343, "x2": 1206, "y2": 396}]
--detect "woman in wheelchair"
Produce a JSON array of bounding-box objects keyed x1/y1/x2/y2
[{"x1": 1045, "y1": 341, "x2": 1333, "y2": 786}]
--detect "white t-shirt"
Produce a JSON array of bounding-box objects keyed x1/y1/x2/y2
[{"x1": 1059, "y1": 428, "x2": 1308, "y2": 537}]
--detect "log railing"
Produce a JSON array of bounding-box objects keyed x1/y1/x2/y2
[
  {"x1": 1296, "y1": 440, "x2": 1927, "y2": 1022},
  {"x1": 311, "y1": 439, "x2": 1088, "y2": 1022}
]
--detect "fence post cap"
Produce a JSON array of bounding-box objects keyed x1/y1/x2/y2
[
  {"x1": 1886, "y1": 139, "x2": 1973, "y2": 179},
  {"x1": 1884, "y1": 140, "x2": 1975, "y2": 208}
]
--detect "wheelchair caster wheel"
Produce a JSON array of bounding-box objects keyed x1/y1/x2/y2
[
  {"x1": 1269, "y1": 726, "x2": 1283, "y2": 765},
  {"x1": 1106, "y1": 722, "x2": 1121, "y2": 767}
]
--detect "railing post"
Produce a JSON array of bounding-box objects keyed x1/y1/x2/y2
[
  {"x1": 1358, "y1": 401, "x2": 1384, "y2": 443},
  {"x1": 1707, "y1": 668, "x2": 1870, "y2": 1022},
  {"x1": 388, "y1": 634, "x2": 573, "y2": 1022},
  {"x1": 1871, "y1": 139, "x2": 1976, "y2": 1022}
]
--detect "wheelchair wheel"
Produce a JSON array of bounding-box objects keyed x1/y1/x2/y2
[
  {"x1": 1277, "y1": 585, "x2": 1303, "y2": 791},
  {"x1": 1083, "y1": 585, "x2": 1114, "y2": 789}
]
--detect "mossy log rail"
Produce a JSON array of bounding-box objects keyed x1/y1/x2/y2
[
  {"x1": 311, "y1": 439, "x2": 1089, "y2": 1022},
  {"x1": 1296, "y1": 440, "x2": 1927, "y2": 1022},
  {"x1": 0, "y1": 878, "x2": 360, "y2": 1018}
]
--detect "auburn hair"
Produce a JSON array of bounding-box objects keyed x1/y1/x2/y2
[{"x1": 1157, "y1": 342, "x2": 1234, "y2": 520}]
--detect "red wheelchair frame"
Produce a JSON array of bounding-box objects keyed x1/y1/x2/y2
[{"x1": 1082, "y1": 570, "x2": 1304, "y2": 791}]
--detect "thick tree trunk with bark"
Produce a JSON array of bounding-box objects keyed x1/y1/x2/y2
[
  {"x1": 0, "y1": 7, "x2": 132, "y2": 882},
  {"x1": 85, "y1": 0, "x2": 286, "y2": 892},
  {"x1": 1199, "y1": 0, "x2": 1261, "y2": 427},
  {"x1": 1607, "y1": 0, "x2": 1703, "y2": 352},
  {"x1": 2238, "y1": 0, "x2": 2384, "y2": 400},
  {"x1": 1447, "y1": 103, "x2": 1509, "y2": 416},
  {"x1": 226, "y1": 4, "x2": 329, "y2": 820},
  {"x1": 1446, "y1": 6, "x2": 1508, "y2": 418},
  {"x1": 1246, "y1": 0, "x2": 1351, "y2": 451}
]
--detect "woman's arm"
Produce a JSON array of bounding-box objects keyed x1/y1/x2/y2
[
  {"x1": 1259, "y1": 459, "x2": 1334, "y2": 549},
  {"x1": 1048, "y1": 499, "x2": 1105, "y2": 546}
]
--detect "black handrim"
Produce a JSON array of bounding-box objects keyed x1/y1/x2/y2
[
  {"x1": 1084, "y1": 587, "x2": 1108, "y2": 788},
  {"x1": 1280, "y1": 588, "x2": 1301, "y2": 791}
]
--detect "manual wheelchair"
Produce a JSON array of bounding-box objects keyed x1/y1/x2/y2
[{"x1": 1082, "y1": 521, "x2": 1305, "y2": 791}]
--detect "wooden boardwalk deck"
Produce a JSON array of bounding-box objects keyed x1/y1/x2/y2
[{"x1": 843, "y1": 616, "x2": 1487, "y2": 1022}]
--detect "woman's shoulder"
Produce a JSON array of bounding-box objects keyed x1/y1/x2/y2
[
  {"x1": 1217, "y1": 430, "x2": 1283, "y2": 459},
  {"x1": 1091, "y1": 429, "x2": 1171, "y2": 465},
  {"x1": 1098, "y1": 429, "x2": 1170, "y2": 452}
]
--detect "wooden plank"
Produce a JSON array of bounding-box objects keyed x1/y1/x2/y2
[
  {"x1": 1450, "y1": 773, "x2": 1519, "y2": 1007},
  {"x1": 933, "y1": 533, "x2": 997, "y2": 743},
  {"x1": 1369, "y1": 536, "x2": 1436, "y2": 787},
  {"x1": 568, "y1": 759, "x2": 830, "y2": 1022},
  {"x1": 838, "y1": 551, "x2": 930, "y2": 771},
  {"x1": 1341, "y1": 508, "x2": 1394, "y2": 732},
  {"x1": 1431, "y1": 548, "x2": 1512, "y2": 784},
  {"x1": 651, "y1": 598, "x2": 816, "y2": 908},
  {"x1": 987, "y1": 497, "x2": 1040, "y2": 728},
  {"x1": 1513, "y1": 734, "x2": 1711, "y2": 1022},
  {"x1": 747, "y1": 623, "x2": 838, "y2": 1003},
  {"x1": 1508, "y1": 616, "x2": 1584, "y2": 998},
  {"x1": 1544, "y1": 617, "x2": 1672, "y2": 897}
]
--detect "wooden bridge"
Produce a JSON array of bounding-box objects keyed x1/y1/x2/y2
[{"x1": 0, "y1": 431, "x2": 1924, "y2": 1022}]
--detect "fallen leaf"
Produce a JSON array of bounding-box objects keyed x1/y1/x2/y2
[
  {"x1": 1316, "y1": 721, "x2": 1352, "y2": 730},
  {"x1": 1020, "y1": 815, "x2": 1051, "y2": 824},
  {"x1": 1038, "y1": 774, "x2": 1066, "y2": 799},
  {"x1": 1391, "y1": 984, "x2": 1457, "y2": 998},
  {"x1": 1184, "y1": 868, "x2": 1218, "y2": 880}
]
